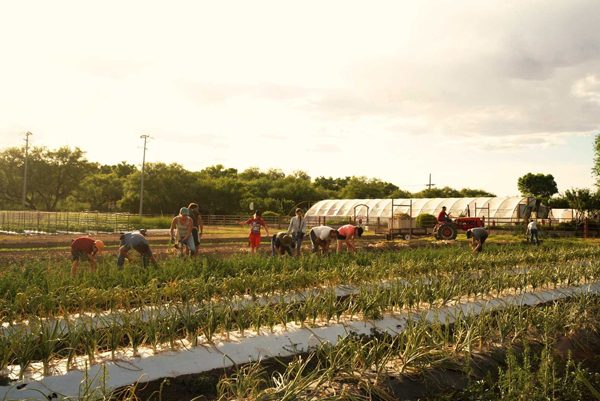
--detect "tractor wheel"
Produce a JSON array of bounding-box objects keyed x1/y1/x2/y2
[{"x1": 437, "y1": 224, "x2": 457, "y2": 240}]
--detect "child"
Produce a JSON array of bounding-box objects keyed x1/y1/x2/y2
[{"x1": 236, "y1": 210, "x2": 270, "y2": 253}]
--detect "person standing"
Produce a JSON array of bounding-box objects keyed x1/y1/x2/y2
[
  {"x1": 70, "y1": 236, "x2": 104, "y2": 277},
  {"x1": 336, "y1": 224, "x2": 364, "y2": 253},
  {"x1": 117, "y1": 232, "x2": 157, "y2": 269},
  {"x1": 188, "y1": 203, "x2": 204, "y2": 256},
  {"x1": 236, "y1": 210, "x2": 270, "y2": 254},
  {"x1": 170, "y1": 207, "x2": 196, "y2": 257},
  {"x1": 527, "y1": 219, "x2": 540, "y2": 245},
  {"x1": 287, "y1": 208, "x2": 307, "y2": 256},
  {"x1": 309, "y1": 226, "x2": 338, "y2": 254},
  {"x1": 271, "y1": 232, "x2": 294, "y2": 256},
  {"x1": 466, "y1": 227, "x2": 488, "y2": 253}
]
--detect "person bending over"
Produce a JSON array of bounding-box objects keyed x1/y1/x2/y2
[
  {"x1": 118, "y1": 231, "x2": 157, "y2": 269},
  {"x1": 336, "y1": 224, "x2": 364, "y2": 253},
  {"x1": 466, "y1": 227, "x2": 488, "y2": 253},
  {"x1": 309, "y1": 226, "x2": 338, "y2": 254},
  {"x1": 71, "y1": 236, "x2": 104, "y2": 277},
  {"x1": 271, "y1": 232, "x2": 294, "y2": 256}
]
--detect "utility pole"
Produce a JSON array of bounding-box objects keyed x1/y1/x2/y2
[
  {"x1": 425, "y1": 174, "x2": 436, "y2": 190},
  {"x1": 22, "y1": 131, "x2": 33, "y2": 209},
  {"x1": 139, "y1": 135, "x2": 151, "y2": 216}
]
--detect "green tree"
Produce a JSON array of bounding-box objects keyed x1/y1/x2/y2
[
  {"x1": 0, "y1": 146, "x2": 95, "y2": 210},
  {"x1": 564, "y1": 188, "x2": 600, "y2": 220},
  {"x1": 547, "y1": 194, "x2": 570, "y2": 208},
  {"x1": 200, "y1": 164, "x2": 238, "y2": 179},
  {"x1": 0, "y1": 147, "x2": 27, "y2": 209},
  {"x1": 592, "y1": 133, "x2": 600, "y2": 187},
  {"x1": 119, "y1": 163, "x2": 196, "y2": 214},
  {"x1": 76, "y1": 172, "x2": 126, "y2": 211},
  {"x1": 517, "y1": 173, "x2": 558, "y2": 201}
]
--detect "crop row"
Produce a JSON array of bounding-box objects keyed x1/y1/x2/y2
[
  {"x1": 1, "y1": 242, "x2": 598, "y2": 320},
  {"x1": 1, "y1": 254, "x2": 598, "y2": 382},
  {"x1": 5, "y1": 284, "x2": 600, "y2": 400},
  {"x1": 211, "y1": 293, "x2": 600, "y2": 400}
]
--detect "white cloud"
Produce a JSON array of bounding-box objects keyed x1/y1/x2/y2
[{"x1": 0, "y1": 0, "x2": 599, "y2": 196}]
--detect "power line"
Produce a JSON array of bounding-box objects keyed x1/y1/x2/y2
[
  {"x1": 22, "y1": 132, "x2": 33, "y2": 210},
  {"x1": 139, "y1": 135, "x2": 152, "y2": 216}
]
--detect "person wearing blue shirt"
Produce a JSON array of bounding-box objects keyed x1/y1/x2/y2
[{"x1": 117, "y1": 232, "x2": 157, "y2": 268}]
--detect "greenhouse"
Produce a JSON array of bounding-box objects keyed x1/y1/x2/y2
[{"x1": 306, "y1": 197, "x2": 548, "y2": 223}]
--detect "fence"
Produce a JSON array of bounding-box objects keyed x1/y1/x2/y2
[
  {"x1": 2, "y1": 210, "x2": 594, "y2": 237},
  {"x1": 0, "y1": 211, "x2": 132, "y2": 234}
]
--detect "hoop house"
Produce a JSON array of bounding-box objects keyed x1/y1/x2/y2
[{"x1": 306, "y1": 197, "x2": 546, "y2": 223}]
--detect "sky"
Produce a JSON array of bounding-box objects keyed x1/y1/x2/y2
[{"x1": 1, "y1": 0, "x2": 599, "y2": 197}]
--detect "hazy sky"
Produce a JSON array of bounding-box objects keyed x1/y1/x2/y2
[{"x1": 1, "y1": 0, "x2": 599, "y2": 196}]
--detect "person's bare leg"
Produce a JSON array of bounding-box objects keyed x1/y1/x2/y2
[{"x1": 71, "y1": 260, "x2": 79, "y2": 277}]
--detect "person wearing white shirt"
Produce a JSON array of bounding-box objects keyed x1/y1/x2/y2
[
  {"x1": 309, "y1": 226, "x2": 338, "y2": 253},
  {"x1": 527, "y1": 219, "x2": 540, "y2": 245},
  {"x1": 287, "y1": 208, "x2": 307, "y2": 256}
]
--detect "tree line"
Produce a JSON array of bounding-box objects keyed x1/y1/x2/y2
[{"x1": 0, "y1": 145, "x2": 495, "y2": 215}]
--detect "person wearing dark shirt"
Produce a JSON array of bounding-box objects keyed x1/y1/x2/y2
[
  {"x1": 271, "y1": 232, "x2": 294, "y2": 256},
  {"x1": 70, "y1": 236, "x2": 104, "y2": 277},
  {"x1": 437, "y1": 206, "x2": 452, "y2": 223},
  {"x1": 188, "y1": 203, "x2": 204, "y2": 256},
  {"x1": 466, "y1": 227, "x2": 489, "y2": 253}
]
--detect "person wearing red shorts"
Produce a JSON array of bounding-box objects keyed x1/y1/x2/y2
[{"x1": 236, "y1": 210, "x2": 270, "y2": 254}]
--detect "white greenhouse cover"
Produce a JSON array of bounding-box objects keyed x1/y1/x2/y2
[
  {"x1": 306, "y1": 197, "x2": 529, "y2": 220},
  {"x1": 550, "y1": 208, "x2": 577, "y2": 221}
]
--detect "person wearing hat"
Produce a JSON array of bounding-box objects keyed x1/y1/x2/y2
[
  {"x1": 70, "y1": 236, "x2": 104, "y2": 277},
  {"x1": 336, "y1": 224, "x2": 364, "y2": 254},
  {"x1": 309, "y1": 226, "x2": 339, "y2": 254},
  {"x1": 117, "y1": 231, "x2": 157, "y2": 269},
  {"x1": 437, "y1": 206, "x2": 452, "y2": 223},
  {"x1": 170, "y1": 207, "x2": 196, "y2": 256},
  {"x1": 466, "y1": 227, "x2": 488, "y2": 253},
  {"x1": 271, "y1": 232, "x2": 294, "y2": 256},
  {"x1": 236, "y1": 210, "x2": 270, "y2": 254},
  {"x1": 287, "y1": 208, "x2": 307, "y2": 256}
]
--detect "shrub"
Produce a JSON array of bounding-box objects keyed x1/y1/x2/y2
[
  {"x1": 416, "y1": 213, "x2": 437, "y2": 228},
  {"x1": 129, "y1": 215, "x2": 173, "y2": 229},
  {"x1": 261, "y1": 211, "x2": 280, "y2": 217}
]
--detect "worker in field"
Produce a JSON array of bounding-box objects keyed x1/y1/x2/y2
[
  {"x1": 438, "y1": 206, "x2": 452, "y2": 223},
  {"x1": 170, "y1": 207, "x2": 196, "y2": 257},
  {"x1": 236, "y1": 210, "x2": 270, "y2": 254},
  {"x1": 70, "y1": 236, "x2": 104, "y2": 277},
  {"x1": 271, "y1": 232, "x2": 294, "y2": 256},
  {"x1": 287, "y1": 208, "x2": 307, "y2": 256},
  {"x1": 309, "y1": 226, "x2": 338, "y2": 254},
  {"x1": 117, "y1": 231, "x2": 157, "y2": 269},
  {"x1": 466, "y1": 227, "x2": 488, "y2": 253},
  {"x1": 188, "y1": 202, "x2": 204, "y2": 256},
  {"x1": 336, "y1": 224, "x2": 364, "y2": 253},
  {"x1": 527, "y1": 219, "x2": 540, "y2": 245}
]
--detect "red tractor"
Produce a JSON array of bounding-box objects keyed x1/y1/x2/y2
[{"x1": 432, "y1": 217, "x2": 485, "y2": 240}]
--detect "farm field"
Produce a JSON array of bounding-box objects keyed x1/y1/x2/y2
[{"x1": 1, "y1": 237, "x2": 600, "y2": 399}]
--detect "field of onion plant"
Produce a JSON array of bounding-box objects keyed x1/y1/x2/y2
[{"x1": 1, "y1": 239, "x2": 600, "y2": 399}]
